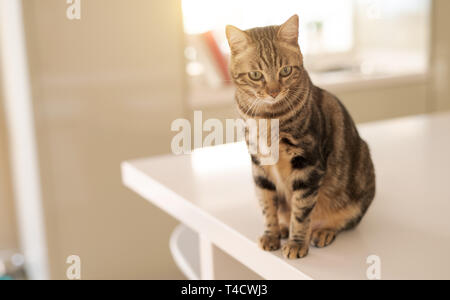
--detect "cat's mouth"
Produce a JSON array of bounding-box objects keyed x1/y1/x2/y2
[{"x1": 256, "y1": 91, "x2": 289, "y2": 105}]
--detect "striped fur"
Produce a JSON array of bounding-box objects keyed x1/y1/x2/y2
[{"x1": 226, "y1": 15, "x2": 376, "y2": 259}]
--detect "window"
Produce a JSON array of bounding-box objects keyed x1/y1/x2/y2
[
  {"x1": 182, "y1": 0, "x2": 354, "y2": 56},
  {"x1": 181, "y1": 0, "x2": 431, "y2": 106}
]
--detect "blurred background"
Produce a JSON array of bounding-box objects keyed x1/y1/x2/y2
[{"x1": 0, "y1": 0, "x2": 449, "y2": 279}]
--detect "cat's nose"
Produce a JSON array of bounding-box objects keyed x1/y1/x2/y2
[{"x1": 268, "y1": 89, "x2": 280, "y2": 99}]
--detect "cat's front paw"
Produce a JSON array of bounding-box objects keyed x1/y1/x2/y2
[
  {"x1": 282, "y1": 241, "x2": 309, "y2": 259},
  {"x1": 258, "y1": 234, "x2": 281, "y2": 251}
]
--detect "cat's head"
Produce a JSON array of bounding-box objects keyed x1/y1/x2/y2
[{"x1": 226, "y1": 15, "x2": 304, "y2": 115}]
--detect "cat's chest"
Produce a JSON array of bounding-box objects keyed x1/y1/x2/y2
[{"x1": 262, "y1": 140, "x2": 303, "y2": 189}]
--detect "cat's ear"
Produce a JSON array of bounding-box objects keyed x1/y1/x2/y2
[
  {"x1": 278, "y1": 15, "x2": 299, "y2": 45},
  {"x1": 226, "y1": 25, "x2": 250, "y2": 54}
]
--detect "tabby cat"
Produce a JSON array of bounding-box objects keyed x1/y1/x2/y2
[{"x1": 226, "y1": 15, "x2": 376, "y2": 259}]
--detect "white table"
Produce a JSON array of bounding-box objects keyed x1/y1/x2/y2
[{"x1": 121, "y1": 113, "x2": 450, "y2": 280}]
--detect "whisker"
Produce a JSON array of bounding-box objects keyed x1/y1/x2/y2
[
  {"x1": 253, "y1": 100, "x2": 262, "y2": 118},
  {"x1": 244, "y1": 100, "x2": 259, "y2": 116},
  {"x1": 285, "y1": 91, "x2": 295, "y2": 113}
]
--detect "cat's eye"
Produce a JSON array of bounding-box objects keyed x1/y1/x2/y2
[
  {"x1": 249, "y1": 71, "x2": 263, "y2": 81},
  {"x1": 280, "y1": 66, "x2": 293, "y2": 77}
]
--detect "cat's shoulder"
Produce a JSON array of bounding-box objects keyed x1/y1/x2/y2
[{"x1": 313, "y1": 86, "x2": 342, "y2": 113}]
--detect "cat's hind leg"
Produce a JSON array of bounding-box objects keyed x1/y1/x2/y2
[
  {"x1": 310, "y1": 229, "x2": 337, "y2": 248},
  {"x1": 310, "y1": 194, "x2": 363, "y2": 248}
]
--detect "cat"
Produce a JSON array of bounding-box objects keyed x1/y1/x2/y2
[{"x1": 226, "y1": 15, "x2": 376, "y2": 259}]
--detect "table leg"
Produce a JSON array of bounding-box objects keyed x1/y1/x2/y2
[{"x1": 199, "y1": 233, "x2": 214, "y2": 280}]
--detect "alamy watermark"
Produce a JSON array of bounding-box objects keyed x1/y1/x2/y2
[
  {"x1": 366, "y1": 255, "x2": 381, "y2": 280},
  {"x1": 171, "y1": 111, "x2": 280, "y2": 165},
  {"x1": 66, "y1": 0, "x2": 81, "y2": 20},
  {"x1": 66, "y1": 255, "x2": 81, "y2": 280},
  {"x1": 366, "y1": 0, "x2": 381, "y2": 19}
]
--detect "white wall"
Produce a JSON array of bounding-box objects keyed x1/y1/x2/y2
[{"x1": 21, "y1": 0, "x2": 186, "y2": 279}]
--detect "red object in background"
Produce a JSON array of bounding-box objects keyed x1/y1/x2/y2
[{"x1": 202, "y1": 31, "x2": 231, "y2": 84}]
